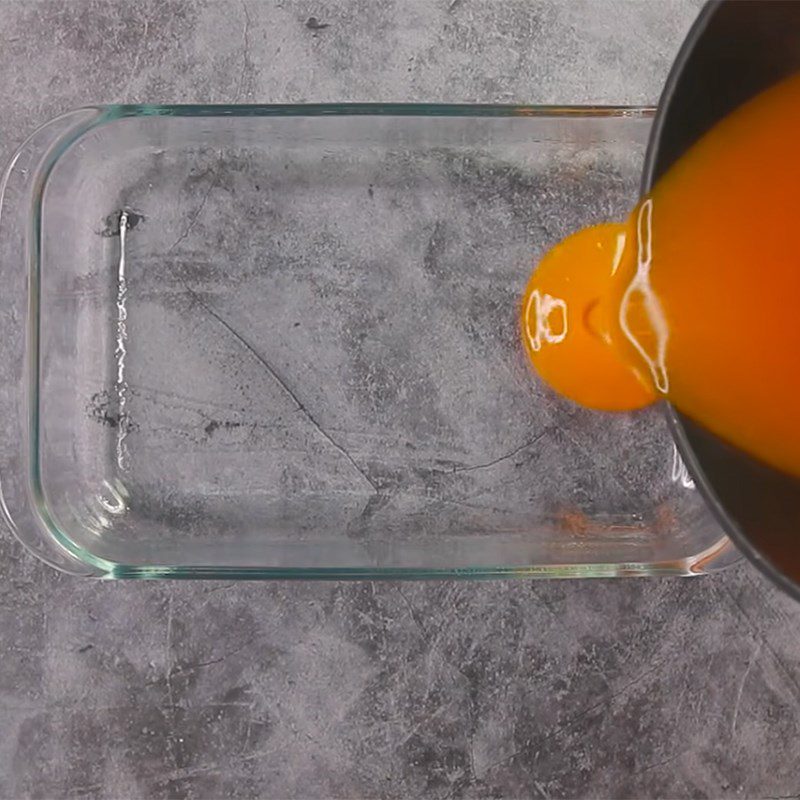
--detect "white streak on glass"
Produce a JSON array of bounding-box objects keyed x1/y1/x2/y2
[
  {"x1": 619, "y1": 199, "x2": 670, "y2": 394},
  {"x1": 671, "y1": 442, "x2": 695, "y2": 489},
  {"x1": 115, "y1": 211, "x2": 130, "y2": 471},
  {"x1": 525, "y1": 289, "x2": 568, "y2": 352}
]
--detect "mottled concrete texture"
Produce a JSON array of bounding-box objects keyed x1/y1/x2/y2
[{"x1": 1, "y1": 1, "x2": 800, "y2": 798}]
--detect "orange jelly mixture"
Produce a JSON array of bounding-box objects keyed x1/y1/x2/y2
[{"x1": 521, "y1": 72, "x2": 800, "y2": 478}]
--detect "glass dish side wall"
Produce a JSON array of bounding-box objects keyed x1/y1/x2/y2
[
  {"x1": 0, "y1": 108, "x2": 111, "y2": 575},
  {"x1": 0, "y1": 105, "x2": 734, "y2": 578}
]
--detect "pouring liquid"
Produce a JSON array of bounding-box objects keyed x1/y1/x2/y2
[{"x1": 521, "y1": 72, "x2": 800, "y2": 478}]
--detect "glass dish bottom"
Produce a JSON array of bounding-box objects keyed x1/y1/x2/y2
[{"x1": 0, "y1": 104, "x2": 734, "y2": 578}]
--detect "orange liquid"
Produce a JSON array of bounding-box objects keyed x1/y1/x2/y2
[{"x1": 521, "y1": 72, "x2": 800, "y2": 478}]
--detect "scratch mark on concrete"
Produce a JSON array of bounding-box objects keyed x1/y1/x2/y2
[
  {"x1": 166, "y1": 174, "x2": 218, "y2": 255},
  {"x1": 234, "y1": 1, "x2": 252, "y2": 102},
  {"x1": 481, "y1": 659, "x2": 665, "y2": 777},
  {"x1": 450, "y1": 429, "x2": 550, "y2": 474},
  {"x1": 731, "y1": 640, "x2": 762, "y2": 737},
  {"x1": 119, "y1": 15, "x2": 149, "y2": 100},
  {"x1": 191, "y1": 292, "x2": 377, "y2": 492},
  {"x1": 172, "y1": 636, "x2": 258, "y2": 677}
]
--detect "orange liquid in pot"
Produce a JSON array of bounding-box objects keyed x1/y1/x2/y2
[{"x1": 521, "y1": 72, "x2": 800, "y2": 478}]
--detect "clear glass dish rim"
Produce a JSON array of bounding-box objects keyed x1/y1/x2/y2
[{"x1": 1, "y1": 102, "x2": 735, "y2": 580}]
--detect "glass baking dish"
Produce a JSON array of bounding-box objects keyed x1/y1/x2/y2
[{"x1": 0, "y1": 104, "x2": 735, "y2": 579}]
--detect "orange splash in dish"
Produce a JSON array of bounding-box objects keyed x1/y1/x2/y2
[{"x1": 521, "y1": 72, "x2": 800, "y2": 478}]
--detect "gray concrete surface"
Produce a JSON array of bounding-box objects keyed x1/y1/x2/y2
[{"x1": 1, "y1": 1, "x2": 799, "y2": 798}]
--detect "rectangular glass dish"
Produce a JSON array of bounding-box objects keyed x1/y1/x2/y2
[{"x1": 0, "y1": 104, "x2": 733, "y2": 579}]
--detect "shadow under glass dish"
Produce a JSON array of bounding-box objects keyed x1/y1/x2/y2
[{"x1": 0, "y1": 105, "x2": 732, "y2": 578}]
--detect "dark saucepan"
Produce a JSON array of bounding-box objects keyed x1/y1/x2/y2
[{"x1": 643, "y1": 0, "x2": 800, "y2": 599}]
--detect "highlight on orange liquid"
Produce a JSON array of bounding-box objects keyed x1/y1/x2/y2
[
  {"x1": 520, "y1": 222, "x2": 655, "y2": 411},
  {"x1": 521, "y1": 71, "x2": 800, "y2": 478}
]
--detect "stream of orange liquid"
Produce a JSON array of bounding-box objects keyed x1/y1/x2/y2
[{"x1": 521, "y1": 72, "x2": 800, "y2": 478}]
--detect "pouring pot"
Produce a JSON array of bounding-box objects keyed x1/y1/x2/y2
[{"x1": 645, "y1": 0, "x2": 800, "y2": 599}]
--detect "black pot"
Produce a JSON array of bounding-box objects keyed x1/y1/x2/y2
[{"x1": 643, "y1": 0, "x2": 800, "y2": 599}]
